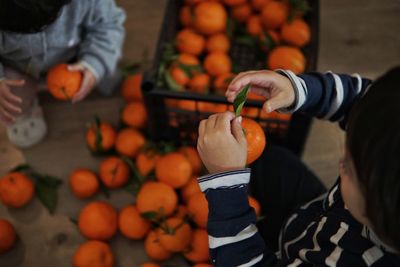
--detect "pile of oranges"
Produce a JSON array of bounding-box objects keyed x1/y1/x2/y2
[
  {"x1": 157, "y1": 0, "x2": 310, "y2": 136},
  {"x1": 0, "y1": 72, "x2": 262, "y2": 267},
  {"x1": 165, "y1": 0, "x2": 311, "y2": 95}
]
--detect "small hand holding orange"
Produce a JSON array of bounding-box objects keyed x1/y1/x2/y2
[
  {"x1": 197, "y1": 111, "x2": 247, "y2": 174},
  {"x1": 68, "y1": 62, "x2": 97, "y2": 103}
]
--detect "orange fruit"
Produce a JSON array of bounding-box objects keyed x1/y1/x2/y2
[
  {"x1": 206, "y1": 33, "x2": 230, "y2": 53},
  {"x1": 0, "y1": 172, "x2": 34, "y2": 208},
  {"x1": 183, "y1": 229, "x2": 209, "y2": 263},
  {"x1": 165, "y1": 98, "x2": 179, "y2": 108},
  {"x1": 194, "y1": 2, "x2": 227, "y2": 35},
  {"x1": 136, "y1": 181, "x2": 178, "y2": 216},
  {"x1": 213, "y1": 72, "x2": 235, "y2": 95},
  {"x1": 180, "y1": 5, "x2": 193, "y2": 27},
  {"x1": 121, "y1": 73, "x2": 143, "y2": 102},
  {"x1": 268, "y1": 46, "x2": 306, "y2": 74},
  {"x1": 204, "y1": 52, "x2": 232, "y2": 77},
  {"x1": 187, "y1": 192, "x2": 208, "y2": 228},
  {"x1": 197, "y1": 102, "x2": 228, "y2": 113},
  {"x1": 118, "y1": 205, "x2": 151, "y2": 240},
  {"x1": 242, "y1": 118, "x2": 266, "y2": 164},
  {"x1": 86, "y1": 121, "x2": 116, "y2": 152},
  {"x1": 121, "y1": 101, "x2": 148, "y2": 129},
  {"x1": 99, "y1": 156, "x2": 130, "y2": 189},
  {"x1": 169, "y1": 65, "x2": 190, "y2": 86},
  {"x1": 179, "y1": 146, "x2": 203, "y2": 175},
  {"x1": 137, "y1": 150, "x2": 160, "y2": 177},
  {"x1": 178, "y1": 100, "x2": 197, "y2": 111},
  {"x1": 144, "y1": 230, "x2": 172, "y2": 261},
  {"x1": 193, "y1": 264, "x2": 212, "y2": 267},
  {"x1": 176, "y1": 28, "x2": 206, "y2": 56},
  {"x1": 178, "y1": 53, "x2": 201, "y2": 66},
  {"x1": 181, "y1": 177, "x2": 201, "y2": 203},
  {"x1": 231, "y1": 3, "x2": 252, "y2": 23},
  {"x1": 140, "y1": 263, "x2": 161, "y2": 267},
  {"x1": 248, "y1": 91, "x2": 266, "y2": 101},
  {"x1": 46, "y1": 63, "x2": 82, "y2": 101},
  {"x1": 276, "y1": 112, "x2": 291, "y2": 121},
  {"x1": 73, "y1": 240, "x2": 114, "y2": 267},
  {"x1": 261, "y1": 1, "x2": 289, "y2": 29},
  {"x1": 185, "y1": 0, "x2": 203, "y2": 5},
  {"x1": 156, "y1": 152, "x2": 192, "y2": 189},
  {"x1": 0, "y1": 219, "x2": 16, "y2": 254},
  {"x1": 223, "y1": 0, "x2": 246, "y2": 6},
  {"x1": 115, "y1": 128, "x2": 146, "y2": 158},
  {"x1": 246, "y1": 15, "x2": 263, "y2": 37},
  {"x1": 188, "y1": 73, "x2": 210, "y2": 94},
  {"x1": 69, "y1": 169, "x2": 99, "y2": 199},
  {"x1": 281, "y1": 18, "x2": 311, "y2": 47},
  {"x1": 251, "y1": 0, "x2": 271, "y2": 10},
  {"x1": 248, "y1": 195, "x2": 261, "y2": 216},
  {"x1": 78, "y1": 201, "x2": 118, "y2": 241},
  {"x1": 243, "y1": 107, "x2": 260, "y2": 118},
  {"x1": 157, "y1": 217, "x2": 192, "y2": 252}
]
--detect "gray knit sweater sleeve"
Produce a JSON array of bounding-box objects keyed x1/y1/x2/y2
[{"x1": 79, "y1": 0, "x2": 126, "y2": 80}]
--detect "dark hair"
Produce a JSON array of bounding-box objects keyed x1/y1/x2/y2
[
  {"x1": 0, "y1": 0, "x2": 71, "y2": 33},
  {"x1": 347, "y1": 66, "x2": 400, "y2": 252}
]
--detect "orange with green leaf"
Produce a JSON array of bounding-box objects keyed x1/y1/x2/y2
[
  {"x1": 46, "y1": 63, "x2": 82, "y2": 101},
  {"x1": 99, "y1": 156, "x2": 130, "y2": 189},
  {"x1": 86, "y1": 119, "x2": 116, "y2": 153}
]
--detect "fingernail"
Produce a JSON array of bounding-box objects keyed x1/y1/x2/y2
[
  {"x1": 237, "y1": 116, "x2": 242, "y2": 123},
  {"x1": 267, "y1": 104, "x2": 272, "y2": 113}
]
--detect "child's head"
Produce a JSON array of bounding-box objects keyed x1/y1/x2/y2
[
  {"x1": 341, "y1": 66, "x2": 400, "y2": 252},
  {"x1": 0, "y1": 0, "x2": 71, "y2": 33}
]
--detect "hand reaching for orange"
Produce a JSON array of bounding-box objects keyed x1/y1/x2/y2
[{"x1": 225, "y1": 70, "x2": 295, "y2": 113}]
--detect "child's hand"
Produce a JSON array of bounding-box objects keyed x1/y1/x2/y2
[
  {"x1": 68, "y1": 63, "x2": 97, "y2": 103},
  {"x1": 197, "y1": 112, "x2": 247, "y2": 174},
  {"x1": 226, "y1": 70, "x2": 295, "y2": 113},
  {"x1": 0, "y1": 79, "x2": 24, "y2": 125}
]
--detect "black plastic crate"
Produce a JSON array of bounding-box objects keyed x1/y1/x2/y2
[{"x1": 142, "y1": 0, "x2": 319, "y2": 156}]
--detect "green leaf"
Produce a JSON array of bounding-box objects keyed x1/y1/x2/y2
[
  {"x1": 121, "y1": 157, "x2": 145, "y2": 183},
  {"x1": 288, "y1": 0, "x2": 311, "y2": 21},
  {"x1": 141, "y1": 211, "x2": 160, "y2": 220},
  {"x1": 93, "y1": 116, "x2": 103, "y2": 152},
  {"x1": 69, "y1": 217, "x2": 78, "y2": 225},
  {"x1": 233, "y1": 84, "x2": 251, "y2": 116},
  {"x1": 261, "y1": 31, "x2": 277, "y2": 51},
  {"x1": 162, "y1": 42, "x2": 178, "y2": 62},
  {"x1": 123, "y1": 180, "x2": 141, "y2": 196},
  {"x1": 121, "y1": 62, "x2": 141, "y2": 76},
  {"x1": 35, "y1": 175, "x2": 63, "y2": 214},
  {"x1": 10, "y1": 164, "x2": 32, "y2": 173},
  {"x1": 226, "y1": 17, "x2": 236, "y2": 39},
  {"x1": 164, "y1": 71, "x2": 183, "y2": 92},
  {"x1": 256, "y1": 215, "x2": 266, "y2": 223},
  {"x1": 99, "y1": 182, "x2": 111, "y2": 198},
  {"x1": 235, "y1": 35, "x2": 257, "y2": 47},
  {"x1": 178, "y1": 63, "x2": 203, "y2": 77}
]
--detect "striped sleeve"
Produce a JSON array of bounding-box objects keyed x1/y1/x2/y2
[
  {"x1": 276, "y1": 70, "x2": 372, "y2": 129},
  {"x1": 198, "y1": 169, "x2": 275, "y2": 267}
]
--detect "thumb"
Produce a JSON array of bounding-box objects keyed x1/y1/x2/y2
[
  {"x1": 68, "y1": 63, "x2": 85, "y2": 72},
  {"x1": 262, "y1": 92, "x2": 289, "y2": 113},
  {"x1": 232, "y1": 116, "x2": 246, "y2": 144}
]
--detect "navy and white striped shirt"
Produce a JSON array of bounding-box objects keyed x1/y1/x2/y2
[{"x1": 198, "y1": 71, "x2": 400, "y2": 266}]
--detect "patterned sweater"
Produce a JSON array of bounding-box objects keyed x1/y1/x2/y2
[{"x1": 199, "y1": 71, "x2": 400, "y2": 266}]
